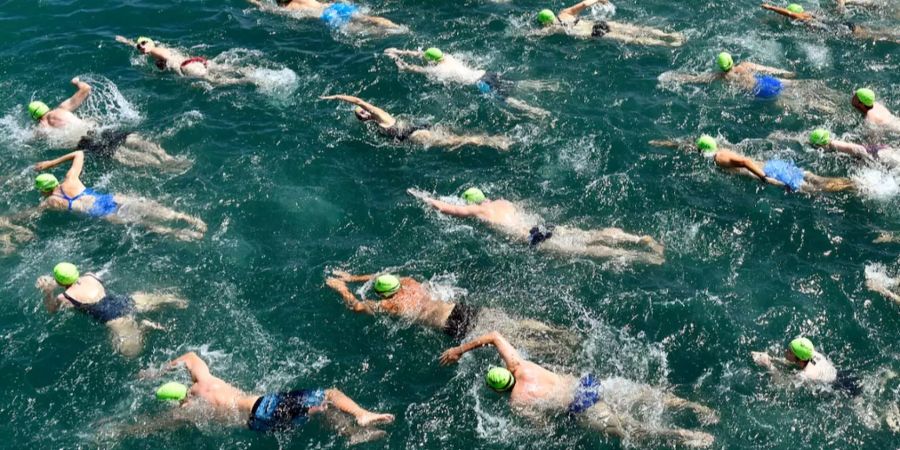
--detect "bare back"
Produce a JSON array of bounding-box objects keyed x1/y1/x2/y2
[
  {"x1": 283, "y1": 0, "x2": 327, "y2": 13},
  {"x1": 59, "y1": 274, "x2": 106, "y2": 306},
  {"x1": 509, "y1": 360, "x2": 577, "y2": 413},
  {"x1": 189, "y1": 375, "x2": 260, "y2": 416},
  {"x1": 382, "y1": 279, "x2": 455, "y2": 328},
  {"x1": 475, "y1": 200, "x2": 537, "y2": 239},
  {"x1": 866, "y1": 104, "x2": 900, "y2": 131}
]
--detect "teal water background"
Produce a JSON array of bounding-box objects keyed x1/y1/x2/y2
[{"x1": 1, "y1": 0, "x2": 899, "y2": 448}]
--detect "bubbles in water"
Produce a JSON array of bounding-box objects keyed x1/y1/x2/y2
[
  {"x1": 851, "y1": 166, "x2": 900, "y2": 200},
  {"x1": 78, "y1": 74, "x2": 142, "y2": 128},
  {"x1": 799, "y1": 42, "x2": 831, "y2": 71}
]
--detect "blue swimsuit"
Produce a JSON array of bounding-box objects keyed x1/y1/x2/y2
[
  {"x1": 248, "y1": 389, "x2": 326, "y2": 432},
  {"x1": 56, "y1": 188, "x2": 119, "y2": 217},
  {"x1": 763, "y1": 159, "x2": 805, "y2": 192},
  {"x1": 568, "y1": 374, "x2": 602, "y2": 415},
  {"x1": 321, "y1": 3, "x2": 358, "y2": 28},
  {"x1": 753, "y1": 74, "x2": 783, "y2": 99}
]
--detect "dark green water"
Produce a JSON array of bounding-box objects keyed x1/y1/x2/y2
[{"x1": 1, "y1": 0, "x2": 898, "y2": 448}]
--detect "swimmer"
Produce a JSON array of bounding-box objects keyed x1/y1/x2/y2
[
  {"x1": 118, "y1": 352, "x2": 394, "y2": 442},
  {"x1": 650, "y1": 135, "x2": 856, "y2": 193},
  {"x1": 533, "y1": 0, "x2": 685, "y2": 47},
  {"x1": 761, "y1": 3, "x2": 900, "y2": 43},
  {"x1": 320, "y1": 95, "x2": 512, "y2": 151},
  {"x1": 33, "y1": 151, "x2": 207, "y2": 240},
  {"x1": 851, "y1": 88, "x2": 900, "y2": 133},
  {"x1": 325, "y1": 270, "x2": 580, "y2": 363},
  {"x1": 0, "y1": 217, "x2": 35, "y2": 255},
  {"x1": 247, "y1": 0, "x2": 402, "y2": 32},
  {"x1": 440, "y1": 331, "x2": 717, "y2": 447},
  {"x1": 35, "y1": 262, "x2": 187, "y2": 357},
  {"x1": 665, "y1": 52, "x2": 797, "y2": 98},
  {"x1": 807, "y1": 128, "x2": 900, "y2": 169},
  {"x1": 28, "y1": 78, "x2": 186, "y2": 170},
  {"x1": 115, "y1": 36, "x2": 255, "y2": 85},
  {"x1": 408, "y1": 187, "x2": 665, "y2": 265},
  {"x1": 752, "y1": 337, "x2": 861, "y2": 395},
  {"x1": 865, "y1": 266, "x2": 900, "y2": 304},
  {"x1": 383, "y1": 47, "x2": 549, "y2": 117}
]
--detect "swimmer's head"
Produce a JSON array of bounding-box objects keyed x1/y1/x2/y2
[
  {"x1": 28, "y1": 101, "x2": 50, "y2": 121},
  {"x1": 35, "y1": 173, "x2": 59, "y2": 193},
  {"x1": 852, "y1": 88, "x2": 875, "y2": 112},
  {"x1": 809, "y1": 129, "x2": 831, "y2": 147},
  {"x1": 716, "y1": 52, "x2": 734, "y2": 72},
  {"x1": 786, "y1": 3, "x2": 804, "y2": 13},
  {"x1": 788, "y1": 337, "x2": 814, "y2": 362},
  {"x1": 423, "y1": 48, "x2": 444, "y2": 64},
  {"x1": 353, "y1": 106, "x2": 373, "y2": 122},
  {"x1": 537, "y1": 9, "x2": 556, "y2": 27},
  {"x1": 696, "y1": 135, "x2": 718, "y2": 154},
  {"x1": 135, "y1": 36, "x2": 155, "y2": 53},
  {"x1": 53, "y1": 262, "x2": 80, "y2": 286},
  {"x1": 374, "y1": 274, "x2": 401, "y2": 298},
  {"x1": 156, "y1": 382, "x2": 189, "y2": 402},
  {"x1": 486, "y1": 367, "x2": 515, "y2": 392},
  {"x1": 461, "y1": 187, "x2": 486, "y2": 204}
]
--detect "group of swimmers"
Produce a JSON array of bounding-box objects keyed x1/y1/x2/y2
[{"x1": 10, "y1": 0, "x2": 900, "y2": 446}]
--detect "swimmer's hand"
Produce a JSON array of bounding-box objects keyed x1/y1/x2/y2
[
  {"x1": 34, "y1": 160, "x2": 54, "y2": 171},
  {"x1": 115, "y1": 35, "x2": 134, "y2": 46},
  {"x1": 751, "y1": 351, "x2": 773, "y2": 368},
  {"x1": 325, "y1": 277, "x2": 349, "y2": 292},
  {"x1": 439, "y1": 347, "x2": 463, "y2": 366},
  {"x1": 331, "y1": 269, "x2": 354, "y2": 282},
  {"x1": 406, "y1": 188, "x2": 431, "y2": 201},
  {"x1": 35, "y1": 275, "x2": 56, "y2": 292},
  {"x1": 137, "y1": 366, "x2": 165, "y2": 380}
]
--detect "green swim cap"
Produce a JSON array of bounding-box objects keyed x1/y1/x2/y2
[
  {"x1": 374, "y1": 274, "x2": 401, "y2": 298},
  {"x1": 28, "y1": 101, "x2": 50, "y2": 121},
  {"x1": 717, "y1": 52, "x2": 734, "y2": 72},
  {"x1": 855, "y1": 88, "x2": 875, "y2": 107},
  {"x1": 53, "y1": 262, "x2": 79, "y2": 286},
  {"x1": 156, "y1": 382, "x2": 188, "y2": 402},
  {"x1": 35, "y1": 173, "x2": 59, "y2": 192},
  {"x1": 789, "y1": 337, "x2": 814, "y2": 361},
  {"x1": 786, "y1": 3, "x2": 804, "y2": 13},
  {"x1": 537, "y1": 9, "x2": 556, "y2": 26},
  {"x1": 696, "y1": 135, "x2": 718, "y2": 153},
  {"x1": 809, "y1": 128, "x2": 831, "y2": 147},
  {"x1": 461, "y1": 187, "x2": 485, "y2": 204},
  {"x1": 423, "y1": 47, "x2": 444, "y2": 63},
  {"x1": 136, "y1": 36, "x2": 154, "y2": 46},
  {"x1": 486, "y1": 367, "x2": 515, "y2": 392}
]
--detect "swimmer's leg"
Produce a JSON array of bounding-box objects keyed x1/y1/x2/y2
[
  {"x1": 132, "y1": 292, "x2": 189, "y2": 312},
  {"x1": 0, "y1": 218, "x2": 34, "y2": 253},
  {"x1": 114, "y1": 195, "x2": 207, "y2": 235},
  {"x1": 352, "y1": 14, "x2": 402, "y2": 29},
  {"x1": 504, "y1": 97, "x2": 551, "y2": 118},
  {"x1": 411, "y1": 130, "x2": 511, "y2": 151},
  {"x1": 324, "y1": 389, "x2": 395, "y2": 427},
  {"x1": 106, "y1": 317, "x2": 146, "y2": 358},
  {"x1": 588, "y1": 228, "x2": 665, "y2": 255},
  {"x1": 579, "y1": 402, "x2": 626, "y2": 438},
  {"x1": 800, "y1": 173, "x2": 856, "y2": 193},
  {"x1": 865, "y1": 277, "x2": 900, "y2": 304},
  {"x1": 122, "y1": 135, "x2": 192, "y2": 170},
  {"x1": 661, "y1": 393, "x2": 719, "y2": 424}
]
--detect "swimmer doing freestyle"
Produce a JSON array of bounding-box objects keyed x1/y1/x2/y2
[
  {"x1": 384, "y1": 47, "x2": 549, "y2": 117},
  {"x1": 36, "y1": 262, "x2": 187, "y2": 357},
  {"x1": 114, "y1": 352, "x2": 394, "y2": 443},
  {"x1": 650, "y1": 135, "x2": 856, "y2": 193},
  {"x1": 761, "y1": 3, "x2": 900, "y2": 43},
  {"x1": 247, "y1": 0, "x2": 402, "y2": 32},
  {"x1": 30, "y1": 150, "x2": 207, "y2": 241},
  {"x1": 28, "y1": 78, "x2": 186, "y2": 170},
  {"x1": 325, "y1": 270, "x2": 580, "y2": 363},
  {"x1": 115, "y1": 36, "x2": 255, "y2": 86},
  {"x1": 752, "y1": 337, "x2": 861, "y2": 395},
  {"x1": 409, "y1": 187, "x2": 665, "y2": 265},
  {"x1": 807, "y1": 128, "x2": 900, "y2": 169},
  {"x1": 533, "y1": 0, "x2": 684, "y2": 47},
  {"x1": 320, "y1": 95, "x2": 512, "y2": 151},
  {"x1": 440, "y1": 331, "x2": 718, "y2": 447},
  {"x1": 850, "y1": 88, "x2": 900, "y2": 134}
]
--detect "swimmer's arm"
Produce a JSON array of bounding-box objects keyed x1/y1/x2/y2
[
  {"x1": 35, "y1": 276, "x2": 61, "y2": 313},
  {"x1": 319, "y1": 95, "x2": 395, "y2": 125},
  {"x1": 441, "y1": 331, "x2": 523, "y2": 371},
  {"x1": 761, "y1": 4, "x2": 814, "y2": 21},
  {"x1": 648, "y1": 138, "x2": 691, "y2": 151},
  {"x1": 416, "y1": 195, "x2": 480, "y2": 218},
  {"x1": 828, "y1": 140, "x2": 870, "y2": 159},
  {"x1": 665, "y1": 72, "x2": 719, "y2": 84},
  {"x1": 745, "y1": 63, "x2": 795, "y2": 78},
  {"x1": 168, "y1": 352, "x2": 212, "y2": 383},
  {"x1": 331, "y1": 270, "x2": 375, "y2": 282},
  {"x1": 34, "y1": 150, "x2": 85, "y2": 182},
  {"x1": 115, "y1": 35, "x2": 136, "y2": 47},
  {"x1": 393, "y1": 59, "x2": 429, "y2": 74},
  {"x1": 721, "y1": 152, "x2": 768, "y2": 181},
  {"x1": 560, "y1": 0, "x2": 603, "y2": 20},
  {"x1": 325, "y1": 278, "x2": 377, "y2": 314},
  {"x1": 57, "y1": 78, "x2": 91, "y2": 112}
]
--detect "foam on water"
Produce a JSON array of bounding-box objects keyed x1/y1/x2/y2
[{"x1": 851, "y1": 166, "x2": 900, "y2": 200}]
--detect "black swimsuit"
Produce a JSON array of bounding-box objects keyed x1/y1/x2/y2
[
  {"x1": 528, "y1": 225, "x2": 555, "y2": 246},
  {"x1": 442, "y1": 302, "x2": 480, "y2": 340},
  {"x1": 380, "y1": 123, "x2": 430, "y2": 142},
  {"x1": 76, "y1": 130, "x2": 132, "y2": 158},
  {"x1": 62, "y1": 275, "x2": 135, "y2": 323},
  {"x1": 591, "y1": 21, "x2": 610, "y2": 37}
]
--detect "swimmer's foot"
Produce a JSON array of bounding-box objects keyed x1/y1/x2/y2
[
  {"x1": 174, "y1": 229, "x2": 204, "y2": 242},
  {"x1": 639, "y1": 236, "x2": 665, "y2": 255},
  {"x1": 347, "y1": 429, "x2": 387, "y2": 445},
  {"x1": 356, "y1": 412, "x2": 395, "y2": 427},
  {"x1": 691, "y1": 405, "x2": 720, "y2": 425},
  {"x1": 677, "y1": 430, "x2": 715, "y2": 448}
]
